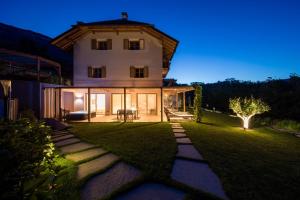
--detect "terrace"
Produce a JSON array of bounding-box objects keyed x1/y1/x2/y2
[{"x1": 43, "y1": 86, "x2": 194, "y2": 122}]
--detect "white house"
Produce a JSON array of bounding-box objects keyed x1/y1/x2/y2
[{"x1": 44, "y1": 13, "x2": 193, "y2": 122}]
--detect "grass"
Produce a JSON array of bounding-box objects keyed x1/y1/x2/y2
[
  {"x1": 24, "y1": 156, "x2": 79, "y2": 200},
  {"x1": 182, "y1": 111, "x2": 300, "y2": 200},
  {"x1": 71, "y1": 122, "x2": 176, "y2": 179}
]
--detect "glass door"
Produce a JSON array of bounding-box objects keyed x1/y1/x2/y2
[{"x1": 112, "y1": 94, "x2": 131, "y2": 114}]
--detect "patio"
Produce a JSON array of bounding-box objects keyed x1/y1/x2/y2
[{"x1": 43, "y1": 86, "x2": 194, "y2": 122}]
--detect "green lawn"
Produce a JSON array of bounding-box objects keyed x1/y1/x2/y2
[
  {"x1": 182, "y1": 111, "x2": 300, "y2": 200},
  {"x1": 71, "y1": 122, "x2": 176, "y2": 179}
]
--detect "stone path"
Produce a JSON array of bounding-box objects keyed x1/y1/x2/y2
[
  {"x1": 50, "y1": 124, "x2": 185, "y2": 200},
  {"x1": 170, "y1": 123, "x2": 228, "y2": 200},
  {"x1": 49, "y1": 120, "x2": 228, "y2": 200},
  {"x1": 116, "y1": 182, "x2": 186, "y2": 200},
  {"x1": 81, "y1": 162, "x2": 142, "y2": 200}
]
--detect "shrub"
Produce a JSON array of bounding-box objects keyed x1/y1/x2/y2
[
  {"x1": 0, "y1": 118, "x2": 55, "y2": 199},
  {"x1": 273, "y1": 119, "x2": 300, "y2": 132},
  {"x1": 194, "y1": 85, "x2": 203, "y2": 123}
]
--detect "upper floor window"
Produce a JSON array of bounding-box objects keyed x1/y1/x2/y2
[
  {"x1": 88, "y1": 66, "x2": 106, "y2": 78},
  {"x1": 91, "y1": 39, "x2": 112, "y2": 50},
  {"x1": 130, "y1": 66, "x2": 148, "y2": 78},
  {"x1": 124, "y1": 39, "x2": 145, "y2": 50}
]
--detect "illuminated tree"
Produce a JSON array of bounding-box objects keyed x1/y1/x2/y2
[
  {"x1": 229, "y1": 96, "x2": 270, "y2": 130},
  {"x1": 194, "y1": 85, "x2": 203, "y2": 123}
]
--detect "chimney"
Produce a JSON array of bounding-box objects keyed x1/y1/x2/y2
[{"x1": 121, "y1": 12, "x2": 128, "y2": 20}]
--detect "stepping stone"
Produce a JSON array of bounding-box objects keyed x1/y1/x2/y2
[
  {"x1": 65, "y1": 148, "x2": 107, "y2": 163},
  {"x1": 176, "y1": 137, "x2": 192, "y2": 144},
  {"x1": 53, "y1": 130, "x2": 69, "y2": 135},
  {"x1": 60, "y1": 142, "x2": 96, "y2": 154},
  {"x1": 173, "y1": 129, "x2": 185, "y2": 133},
  {"x1": 172, "y1": 159, "x2": 228, "y2": 200},
  {"x1": 52, "y1": 134, "x2": 75, "y2": 142},
  {"x1": 52, "y1": 133, "x2": 68, "y2": 138},
  {"x1": 77, "y1": 153, "x2": 119, "y2": 180},
  {"x1": 176, "y1": 145, "x2": 203, "y2": 160},
  {"x1": 116, "y1": 182, "x2": 185, "y2": 200},
  {"x1": 295, "y1": 133, "x2": 300, "y2": 138},
  {"x1": 173, "y1": 127, "x2": 184, "y2": 130},
  {"x1": 174, "y1": 133, "x2": 187, "y2": 138},
  {"x1": 170, "y1": 123, "x2": 180, "y2": 125},
  {"x1": 81, "y1": 162, "x2": 141, "y2": 200},
  {"x1": 55, "y1": 138, "x2": 80, "y2": 147},
  {"x1": 172, "y1": 124, "x2": 182, "y2": 127},
  {"x1": 172, "y1": 126, "x2": 183, "y2": 130}
]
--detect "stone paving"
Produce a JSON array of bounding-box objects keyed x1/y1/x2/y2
[
  {"x1": 50, "y1": 121, "x2": 228, "y2": 200},
  {"x1": 66, "y1": 148, "x2": 107, "y2": 163},
  {"x1": 55, "y1": 138, "x2": 81, "y2": 147},
  {"x1": 77, "y1": 153, "x2": 119, "y2": 180},
  {"x1": 52, "y1": 134, "x2": 75, "y2": 142},
  {"x1": 116, "y1": 182, "x2": 186, "y2": 200},
  {"x1": 170, "y1": 123, "x2": 228, "y2": 200},
  {"x1": 176, "y1": 137, "x2": 192, "y2": 144},
  {"x1": 81, "y1": 162, "x2": 142, "y2": 200}
]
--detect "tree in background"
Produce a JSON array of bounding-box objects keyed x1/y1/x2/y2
[
  {"x1": 229, "y1": 96, "x2": 270, "y2": 130},
  {"x1": 194, "y1": 85, "x2": 203, "y2": 123}
]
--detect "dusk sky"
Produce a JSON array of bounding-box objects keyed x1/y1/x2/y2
[{"x1": 1, "y1": 0, "x2": 299, "y2": 83}]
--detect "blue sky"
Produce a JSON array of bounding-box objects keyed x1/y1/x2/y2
[{"x1": 1, "y1": 0, "x2": 299, "y2": 83}]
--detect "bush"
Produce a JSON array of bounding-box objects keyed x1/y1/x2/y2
[
  {"x1": 194, "y1": 86, "x2": 203, "y2": 123},
  {"x1": 254, "y1": 117, "x2": 300, "y2": 132},
  {"x1": 0, "y1": 118, "x2": 55, "y2": 199},
  {"x1": 273, "y1": 119, "x2": 300, "y2": 132}
]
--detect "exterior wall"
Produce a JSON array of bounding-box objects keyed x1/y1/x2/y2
[
  {"x1": 0, "y1": 80, "x2": 61, "y2": 119},
  {"x1": 73, "y1": 31, "x2": 163, "y2": 87}
]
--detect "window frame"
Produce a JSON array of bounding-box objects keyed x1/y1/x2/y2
[
  {"x1": 129, "y1": 40, "x2": 140, "y2": 50},
  {"x1": 134, "y1": 67, "x2": 145, "y2": 78}
]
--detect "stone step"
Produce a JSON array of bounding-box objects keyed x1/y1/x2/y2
[
  {"x1": 52, "y1": 134, "x2": 75, "y2": 142},
  {"x1": 173, "y1": 129, "x2": 186, "y2": 133},
  {"x1": 66, "y1": 148, "x2": 107, "y2": 163},
  {"x1": 60, "y1": 142, "x2": 96, "y2": 154},
  {"x1": 77, "y1": 153, "x2": 119, "y2": 180},
  {"x1": 176, "y1": 145, "x2": 203, "y2": 161},
  {"x1": 116, "y1": 182, "x2": 185, "y2": 200},
  {"x1": 81, "y1": 162, "x2": 141, "y2": 200},
  {"x1": 172, "y1": 126, "x2": 183, "y2": 129},
  {"x1": 174, "y1": 133, "x2": 187, "y2": 138},
  {"x1": 176, "y1": 137, "x2": 192, "y2": 144},
  {"x1": 52, "y1": 133, "x2": 69, "y2": 139},
  {"x1": 55, "y1": 138, "x2": 81, "y2": 147},
  {"x1": 171, "y1": 159, "x2": 228, "y2": 200}
]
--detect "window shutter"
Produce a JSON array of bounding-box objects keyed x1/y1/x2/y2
[
  {"x1": 139, "y1": 39, "x2": 145, "y2": 50},
  {"x1": 91, "y1": 39, "x2": 97, "y2": 50},
  {"x1": 124, "y1": 39, "x2": 129, "y2": 49},
  {"x1": 107, "y1": 39, "x2": 112, "y2": 50},
  {"x1": 88, "y1": 66, "x2": 93, "y2": 77},
  {"x1": 130, "y1": 66, "x2": 135, "y2": 78},
  {"x1": 101, "y1": 66, "x2": 106, "y2": 78},
  {"x1": 144, "y1": 66, "x2": 149, "y2": 77}
]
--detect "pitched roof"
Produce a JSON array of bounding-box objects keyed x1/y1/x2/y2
[
  {"x1": 79, "y1": 19, "x2": 152, "y2": 26},
  {"x1": 51, "y1": 17, "x2": 179, "y2": 77}
]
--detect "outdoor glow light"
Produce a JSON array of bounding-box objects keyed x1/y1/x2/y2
[
  {"x1": 74, "y1": 98, "x2": 83, "y2": 104},
  {"x1": 75, "y1": 93, "x2": 84, "y2": 98},
  {"x1": 239, "y1": 115, "x2": 252, "y2": 129}
]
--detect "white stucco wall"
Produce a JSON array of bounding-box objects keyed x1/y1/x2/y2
[{"x1": 73, "y1": 31, "x2": 163, "y2": 87}]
